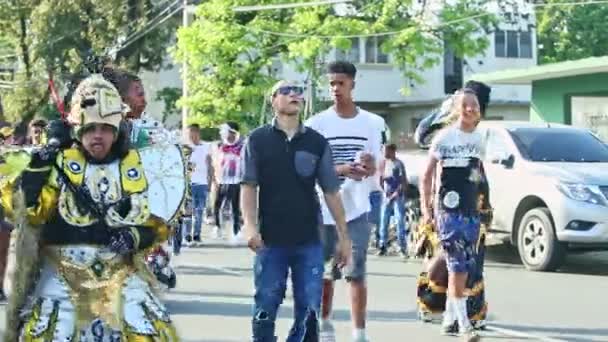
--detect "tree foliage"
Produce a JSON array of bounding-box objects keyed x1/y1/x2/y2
[
  {"x1": 155, "y1": 86, "x2": 182, "y2": 124},
  {"x1": 175, "y1": 0, "x2": 497, "y2": 129},
  {"x1": 0, "y1": 0, "x2": 178, "y2": 123},
  {"x1": 536, "y1": 1, "x2": 608, "y2": 64}
]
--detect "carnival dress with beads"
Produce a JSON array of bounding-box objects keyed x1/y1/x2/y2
[{"x1": 0, "y1": 147, "x2": 179, "y2": 341}]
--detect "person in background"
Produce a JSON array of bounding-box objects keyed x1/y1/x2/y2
[
  {"x1": 28, "y1": 118, "x2": 48, "y2": 146},
  {"x1": 377, "y1": 143, "x2": 408, "y2": 258},
  {"x1": 184, "y1": 123, "x2": 212, "y2": 246},
  {"x1": 0, "y1": 126, "x2": 14, "y2": 145},
  {"x1": 242, "y1": 80, "x2": 352, "y2": 342},
  {"x1": 0, "y1": 128, "x2": 14, "y2": 303},
  {"x1": 213, "y1": 121, "x2": 244, "y2": 244},
  {"x1": 367, "y1": 114, "x2": 386, "y2": 249}
]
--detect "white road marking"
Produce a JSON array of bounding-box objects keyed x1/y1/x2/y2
[{"x1": 486, "y1": 324, "x2": 570, "y2": 342}]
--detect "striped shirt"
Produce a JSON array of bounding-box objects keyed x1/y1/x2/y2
[{"x1": 305, "y1": 107, "x2": 383, "y2": 224}]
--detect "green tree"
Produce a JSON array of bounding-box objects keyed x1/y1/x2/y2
[
  {"x1": 155, "y1": 86, "x2": 182, "y2": 124},
  {"x1": 0, "y1": 0, "x2": 178, "y2": 123},
  {"x1": 536, "y1": 1, "x2": 608, "y2": 64},
  {"x1": 175, "y1": 0, "x2": 496, "y2": 129}
]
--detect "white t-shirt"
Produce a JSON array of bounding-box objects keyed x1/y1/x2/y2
[
  {"x1": 189, "y1": 142, "x2": 211, "y2": 185},
  {"x1": 430, "y1": 125, "x2": 484, "y2": 162},
  {"x1": 305, "y1": 107, "x2": 383, "y2": 225},
  {"x1": 367, "y1": 112, "x2": 386, "y2": 192},
  {"x1": 430, "y1": 125, "x2": 484, "y2": 202}
]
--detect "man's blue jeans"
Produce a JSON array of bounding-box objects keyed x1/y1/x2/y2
[
  {"x1": 252, "y1": 243, "x2": 323, "y2": 342},
  {"x1": 369, "y1": 190, "x2": 383, "y2": 245},
  {"x1": 379, "y1": 195, "x2": 408, "y2": 249},
  {"x1": 191, "y1": 183, "x2": 208, "y2": 237}
]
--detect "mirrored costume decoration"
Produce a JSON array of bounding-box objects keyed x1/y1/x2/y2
[
  {"x1": 413, "y1": 81, "x2": 492, "y2": 330},
  {"x1": 0, "y1": 74, "x2": 184, "y2": 341}
]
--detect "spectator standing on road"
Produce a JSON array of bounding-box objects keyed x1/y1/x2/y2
[
  {"x1": 183, "y1": 123, "x2": 213, "y2": 246},
  {"x1": 241, "y1": 80, "x2": 352, "y2": 342},
  {"x1": 306, "y1": 61, "x2": 382, "y2": 342},
  {"x1": 213, "y1": 121, "x2": 244, "y2": 243},
  {"x1": 420, "y1": 88, "x2": 486, "y2": 342},
  {"x1": 377, "y1": 143, "x2": 408, "y2": 257},
  {"x1": 367, "y1": 114, "x2": 386, "y2": 248}
]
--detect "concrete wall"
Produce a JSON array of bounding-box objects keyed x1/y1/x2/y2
[{"x1": 530, "y1": 72, "x2": 608, "y2": 123}]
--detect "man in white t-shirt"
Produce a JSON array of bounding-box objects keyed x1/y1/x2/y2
[
  {"x1": 186, "y1": 124, "x2": 212, "y2": 245},
  {"x1": 305, "y1": 61, "x2": 382, "y2": 342}
]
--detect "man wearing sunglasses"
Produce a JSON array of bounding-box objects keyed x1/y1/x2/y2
[{"x1": 241, "y1": 80, "x2": 352, "y2": 342}]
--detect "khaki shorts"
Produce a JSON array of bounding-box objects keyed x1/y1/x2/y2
[{"x1": 321, "y1": 214, "x2": 370, "y2": 281}]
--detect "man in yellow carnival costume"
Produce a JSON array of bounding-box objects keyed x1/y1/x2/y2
[{"x1": 2, "y1": 74, "x2": 179, "y2": 341}]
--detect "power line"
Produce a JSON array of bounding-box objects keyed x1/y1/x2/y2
[
  {"x1": 116, "y1": 0, "x2": 185, "y2": 52},
  {"x1": 110, "y1": 0, "x2": 182, "y2": 54},
  {"x1": 229, "y1": 0, "x2": 608, "y2": 39}
]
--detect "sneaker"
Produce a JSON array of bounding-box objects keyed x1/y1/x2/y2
[
  {"x1": 418, "y1": 310, "x2": 433, "y2": 323},
  {"x1": 185, "y1": 235, "x2": 192, "y2": 243},
  {"x1": 472, "y1": 320, "x2": 487, "y2": 330},
  {"x1": 319, "y1": 321, "x2": 336, "y2": 342},
  {"x1": 460, "y1": 326, "x2": 481, "y2": 342},
  {"x1": 376, "y1": 247, "x2": 387, "y2": 256},
  {"x1": 213, "y1": 227, "x2": 222, "y2": 239},
  {"x1": 440, "y1": 321, "x2": 459, "y2": 336},
  {"x1": 399, "y1": 248, "x2": 409, "y2": 259},
  {"x1": 0, "y1": 289, "x2": 8, "y2": 304},
  {"x1": 193, "y1": 235, "x2": 202, "y2": 246}
]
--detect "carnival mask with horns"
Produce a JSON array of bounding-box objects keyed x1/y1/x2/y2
[{"x1": 67, "y1": 74, "x2": 128, "y2": 136}]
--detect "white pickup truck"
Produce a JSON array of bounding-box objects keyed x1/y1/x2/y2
[{"x1": 399, "y1": 120, "x2": 608, "y2": 271}]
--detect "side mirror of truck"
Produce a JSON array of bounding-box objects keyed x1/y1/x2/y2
[{"x1": 490, "y1": 152, "x2": 514, "y2": 168}]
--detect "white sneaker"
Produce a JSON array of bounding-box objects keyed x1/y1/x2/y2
[
  {"x1": 229, "y1": 235, "x2": 239, "y2": 246},
  {"x1": 319, "y1": 322, "x2": 336, "y2": 342},
  {"x1": 460, "y1": 326, "x2": 481, "y2": 342},
  {"x1": 213, "y1": 226, "x2": 222, "y2": 239}
]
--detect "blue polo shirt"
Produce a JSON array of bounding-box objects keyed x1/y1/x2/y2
[{"x1": 241, "y1": 119, "x2": 340, "y2": 246}]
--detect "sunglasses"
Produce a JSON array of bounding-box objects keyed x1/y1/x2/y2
[{"x1": 275, "y1": 86, "x2": 304, "y2": 96}]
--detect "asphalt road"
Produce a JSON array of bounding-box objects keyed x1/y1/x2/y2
[{"x1": 1, "y1": 239, "x2": 607, "y2": 342}]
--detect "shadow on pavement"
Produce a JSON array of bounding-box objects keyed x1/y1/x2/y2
[
  {"x1": 490, "y1": 322, "x2": 608, "y2": 342},
  {"x1": 484, "y1": 244, "x2": 608, "y2": 276},
  {"x1": 166, "y1": 299, "x2": 417, "y2": 323}
]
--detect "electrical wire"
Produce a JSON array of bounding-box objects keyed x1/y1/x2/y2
[
  {"x1": 110, "y1": 0, "x2": 182, "y2": 53},
  {"x1": 228, "y1": 0, "x2": 608, "y2": 40}
]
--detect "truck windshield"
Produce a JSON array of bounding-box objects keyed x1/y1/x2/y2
[{"x1": 508, "y1": 127, "x2": 608, "y2": 162}]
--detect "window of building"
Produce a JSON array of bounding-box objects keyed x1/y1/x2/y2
[
  {"x1": 335, "y1": 38, "x2": 360, "y2": 64},
  {"x1": 365, "y1": 37, "x2": 389, "y2": 64},
  {"x1": 494, "y1": 30, "x2": 533, "y2": 59},
  {"x1": 444, "y1": 45, "x2": 463, "y2": 94},
  {"x1": 335, "y1": 37, "x2": 389, "y2": 64}
]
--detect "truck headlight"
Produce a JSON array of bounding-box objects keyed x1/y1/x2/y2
[{"x1": 557, "y1": 183, "x2": 606, "y2": 206}]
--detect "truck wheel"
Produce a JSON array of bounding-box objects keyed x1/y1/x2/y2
[{"x1": 517, "y1": 208, "x2": 566, "y2": 272}]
